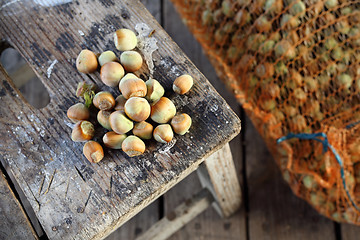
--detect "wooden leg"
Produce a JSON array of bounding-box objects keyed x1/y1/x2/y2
[
  {"x1": 135, "y1": 188, "x2": 214, "y2": 240},
  {"x1": 197, "y1": 143, "x2": 242, "y2": 217}
]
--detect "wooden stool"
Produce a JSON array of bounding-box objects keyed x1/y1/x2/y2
[{"x1": 0, "y1": 0, "x2": 241, "y2": 239}]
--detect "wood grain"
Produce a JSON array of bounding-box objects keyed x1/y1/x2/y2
[
  {"x1": 136, "y1": 188, "x2": 214, "y2": 240},
  {"x1": 245, "y1": 117, "x2": 336, "y2": 240},
  {"x1": 0, "y1": 170, "x2": 38, "y2": 240},
  {"x1": 200, "y1": 143, "x2": 241, "y2": 218},
  {"x1": 341, "y1": 224, "x2": 360, "y2": 240},
  {"x1": 0, "y1": 0, "x2": 240, "y2": 239}
]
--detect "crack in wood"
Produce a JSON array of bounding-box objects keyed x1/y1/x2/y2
[
  {"x1": 77, "y1": 190, "x2": 92, "y2": 213},
  {"x1": 109, "y1": 175, "x2": 113, "y2": 198},
  {"x1": 74, "y1": 166, "x2": 86, "y2": 182},
  {"x1": 65, "y1": 177, "x2": 70, "y2": 199},
  {"x1": 38, "y1": 175, "x2": 45, "y2": 196},
  {"x1": 43, "y1": 169, "x2": 56, "y2": 195}
]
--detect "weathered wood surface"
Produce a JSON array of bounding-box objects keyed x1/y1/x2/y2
[
  {"x1": 136, "y1": 188, "x2": 214, "y2": 240},
  {"x1": 200, "y1": 143, "x2": 241, "y2": 218},
  {"x1": 342, "y1": 224, "x2": 360, "y2": 240},
  {"x1": 0, "y1": 170, "x2": 38, "y2": 240},
  {"x1": 245, "y1": 117, "x2": 337, "y2": 239},
  {"x1": 0, "y1": 0, "x2": 240, "y2": 239}
]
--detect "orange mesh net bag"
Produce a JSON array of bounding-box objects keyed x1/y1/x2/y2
[{"x1": 170, "y1": 0, "x2": 360, "y2": 223}]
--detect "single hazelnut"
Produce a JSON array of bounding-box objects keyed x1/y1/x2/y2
[
  {"x1": 67, "y1": 103, "x2": 90, "y2": 123},
  {"x1": 133, "y1": 121, "x2": 153, "y2": 140},
  {"x1": 122, "y1": 135, "x2": 146, "y2": 157},
  {"x1": 173, "y1": 74, "x2": 193, "y2": 94},
  {"x1": 145, "y1": 79, "x2": 165, "y2": 103},
  {"x1": 100, "y1": 62, "x2": 125, "y2": 87},
  {"x1": 153, "y1": 124, "x2": 174, "y2": 143},
  {"x1": 103, "y1": 131, "x2": 127, "y2": 149},
  {"x1": 120, "y1": 51, "x2": 143, "y2": 72},
  {"x1": 76, "y1": 49, "x2": 98, "y2": 74},
  {"x1": 114, "y1": 29, "x2": 138, "y2": 51},
  {"x1": 171, "y1": 113, "x2": 192, "y2": 135},
  {"x1": 98, "y1": 50, "x2": 118, "y2": 66},
  {"x1": 124, "y1": 97, "x2": 151, "y2": 122},
  {"x1": 150, "y1": 97, "x2": 176, "y2": 124},
  {"x1": 119, "y1": 78, "x2": 147, "y2": 99},
  {"x1": 109, "y1": 111, "x2": 134, "y2": 134},
  {"x1": 71, "y1": 120, "x2": 95, "y2": 142},
  {"x1": 97, "y1": 110, "x2": 112, "y2": 130},
  {"x1": 83, "y1": 141, "x2": 104, "y2": 163},
  {"x1": 93, "y1": 91, "x2": 115, "y2": 110}
]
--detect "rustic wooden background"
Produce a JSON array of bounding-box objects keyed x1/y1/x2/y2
[{"x1": 1, "y1": 0, "x2": 360, "y2": 239}]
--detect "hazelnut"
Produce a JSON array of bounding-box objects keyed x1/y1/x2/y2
[
  {"x1": 124, "y1": 97, "x2": 151, "y2": 122},
  {"x1": 173, "y1": 74, "x2": 194, "y2": 94},
  {"x1": 98, "y1": 50, "x2": 118, "y2": 66},
  {"x1": 150, "y1": 97, "x2": 176, "y2": 124},
  {"x1": 71, "y1": 120, "x2": 95, "y2": 142},
  {"x1": 264, "y1": 0, "x2": 283, "y2": 14},
  {"x1": 97, "y1": 110, "x2": 112, "y2": 130},
  {"x1": 325, "y1": 0, "x2": 338, "y2": 9},
  {"x1": 93, "y1": 91, "x2": 115, "y2": 110},
  {"x1": 83, "y1": 141, "x2": 104, "y2": 163},
  {"x1": 114, "y1": 95, "x2": 127, "y2": 112},
  {"x1": 120, "y1": 51, "x2": 143, "y2": 72},
  {"x1": 255, "y1": 16, "x2": 271, "y2": 32},
  {"x1": 145, "y1": 79, "x2": 165, "y2": 103},
  {"x1": 76, "y1": 49, "x2": 98, "y2": 74},
  {"x1": 119, "y1": 78, "x2": 147, "y2": 99},
  {"x1": 100, "y1": 62, "x2": 125, "y2": 87},
  {"x1": 133, "y1": 121, "x2": 154, "y2": 140},
  {"x1": 337, "y1": 74, "x2": 353, "y2": 90},
  {"x1": 103, "y1": 131, "x2": 127, "y2": 149},
  {"x1": 114, "y1": 29, "x2": 138, "y2": 51},
  {"x1": 170, "y1": 113, "x2": 192, "y2": 135},
  {"x1": 67, "y1": 103, "x2": 90, "y2": 123},
  {"x1": 280, "y1": 14, "x2": 299, "y2": 29},
  {"x1": 122, "y1": 135, "x2": 146, "y2": 157},
  {"x1": 289, "y1": 1, "x2": 306, "y2": 17},
  {"x1": 109, "y1": 111, "x2": 134, "y2": 134},
  {"x1": 121, "y1": 73, "x2": 140, "y2": 82},
  {"x1": 275, "y1": 40, "x2": 296, "y2": 59},
  {"x1": 221, "y1": 0, "x2": 234, "y2": 17},
  {"x1": 153, "y1": 124, "x2": 174, "y2": 143},
  {"x1": 234, "y1": 9, "x2": 250, "y2": 26}
]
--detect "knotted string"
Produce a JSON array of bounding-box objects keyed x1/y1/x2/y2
[{"x1": 277, "y1": 132, "x2": 360, "y2": 212}]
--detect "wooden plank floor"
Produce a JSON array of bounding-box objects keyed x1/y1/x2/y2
[{"x1": 1, "y1": 0, "x2": 360, "y2": 239}]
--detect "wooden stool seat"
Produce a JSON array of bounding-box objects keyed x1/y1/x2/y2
[{"x1": 0, "y1": 0, "x2": 241, "y2": 239}]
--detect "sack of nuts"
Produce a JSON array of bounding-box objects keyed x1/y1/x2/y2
[{"x1": 170, "y1": 0, "x2": 360, "y2": 224}]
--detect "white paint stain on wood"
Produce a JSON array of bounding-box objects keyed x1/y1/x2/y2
[
  {"x1": 135, "y1": 23, "x2": 158, "y2": 77},
  {"x1": 47, "y1": 59, "x2": 58, "y2": 78}
]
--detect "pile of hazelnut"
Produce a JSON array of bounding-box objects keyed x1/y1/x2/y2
[{"x1": 67, "y1": 28, "x2": 193, "y2": 163}]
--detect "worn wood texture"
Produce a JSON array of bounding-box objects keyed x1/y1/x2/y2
[
  {"x1": 201, "y1": 143, "x2": 241, "y2": 218},
  {"x1": 163, "y1": 1, "x2": 245, "y2": 239},
  {"x1": 0, "y1": 0, "x2": 240, "y2": 239},
  {"x1": 341, "y1": 224, "x2": 360, "y2": 240},
  {"x1": 245, "y1": 117, "x2": 337, "y2": 239},
  {"x1": 0, "y1": 170, "x2": 38, "y2": 240},
  {"x1": 136, "y1": 188, "x2": 214, "y2": 240}
]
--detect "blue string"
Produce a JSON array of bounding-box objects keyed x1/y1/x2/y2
[
  {"x1": 277, "y1": 132, "x2": 360, "y2": 212},
  {"x1": 346, "y1": 120, "x2": 360, "y2": 129}
]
